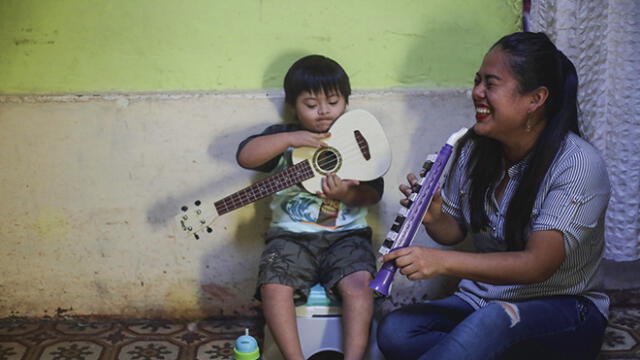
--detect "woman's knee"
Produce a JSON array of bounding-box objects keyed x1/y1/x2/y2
[{"x1": 377, "y1": 310, "x2": 413, "y2": 350}]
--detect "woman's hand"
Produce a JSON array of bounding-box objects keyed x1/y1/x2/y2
[
  {"x1": 381, "y1": 230, "x2": 566, "y2": 285},
  {"x1": 398, "y1": 173, "x2": 465, "y2": 245},
  {"x1": 317, "y1": 173, "x2": 359, "y2": 202},
  {"x1": 399, "y1": 173, "x2": 445, "y2": 225},
  {"x1": 380, "y1": 246, "x2": 446, "y2": 280},
  {"x1": 288, "y1": 130, "x2": 330, "y2": 148}
]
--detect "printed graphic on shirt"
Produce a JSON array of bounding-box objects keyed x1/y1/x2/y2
[
  {"x1": 268, "y1": 150, "x2": 368, "y2": 232},
  {"x1": 279, "y1": 192, "x2": 319, "y2": 223},
  {"x1": 318, "y1": 198, "x2": 340, "y2": 227}
]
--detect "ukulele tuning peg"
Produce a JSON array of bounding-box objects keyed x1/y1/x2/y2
[
  {"x1": 206, "y1": 227, "x2": 213, "y2": 233},
  {"x1": 195, "y1": 200, "x2": 201, "y2": 206},
  {"x1": 194, "y1": 233, "x2": 200, "y2": 240},
  {"x1": 181, "y1": 206, "x2": 188, "y2": 212}
]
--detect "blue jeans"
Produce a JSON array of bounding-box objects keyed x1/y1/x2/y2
[{"x1": 377, "y1": 295, "x2": 607, "y2": 360}]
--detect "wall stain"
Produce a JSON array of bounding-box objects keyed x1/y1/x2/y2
[
  {"x1": 55, "y1": 307, "x2": 74, "y2": 317},
  {"x1": 385, "y1": 31, "x2": 427, "y2": 39},
  {"x1": 309, "y1": 35, "x2": 331, "y2": 42},
  {"x1": 14, "y1": 39, "x2": 55, "y2": 46},
  {"x1": 31, "y1": 209, "x2": 69, "y2": 240},
  {"x1": 201, "y1": 283, "x2": 236, "y2": 301}
]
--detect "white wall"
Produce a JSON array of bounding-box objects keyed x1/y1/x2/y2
[{"x1": 0, "y1": 89, "x2": 473, "y2": 319}]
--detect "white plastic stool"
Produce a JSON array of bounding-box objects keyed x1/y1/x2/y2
[{"x1": 262, "y1": 284, "x2": 384, "y2": 360}]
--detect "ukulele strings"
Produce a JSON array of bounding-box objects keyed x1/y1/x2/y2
[
  {"x1": 217, "y1": 138, "x2": 373, "y2": 209},
  {"x1": 312, "y1": 137, "x2": 369, "y2": 170}
]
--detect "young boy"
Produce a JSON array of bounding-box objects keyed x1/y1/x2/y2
[{"x1": 236, "y1": 55, "x2": 384, "y2": 360}]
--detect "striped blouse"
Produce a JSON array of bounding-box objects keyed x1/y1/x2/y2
[{"x1": 441, "y1": 132, "x2": 611, "y2": 318}]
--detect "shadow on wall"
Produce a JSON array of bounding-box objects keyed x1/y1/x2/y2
[
  {"x1": 143, "y1": 114, "x2": 275, "y2": 316},
  {"x1": 153, "y1": 50, "x2": 315, "y2": 236},
  {"x1": 146, "y1": 120, "x2": 272, "y2": 230},
  {"x1": 191, "y1": 56, "x2": 303, "y2": 314},
  {"x1": 171, "y1": 123, "x2": 276, "y2": 316},
  {"x1": 153, "y1": 52, "x2": 313, "y2": 317},
  {"x1": 197, "y1": 199, "x2": 270, "y2": 317},
  {"x1": 262, "y1": 50, "x2": 312, "y2": 123},
  {"x1": 144, "y1": 51, "x2": 313, "y2": 230}
]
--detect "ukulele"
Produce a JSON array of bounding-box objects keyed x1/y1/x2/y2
[{"x1": 177, "y1": 109, "x2": 392, "y2": 239}]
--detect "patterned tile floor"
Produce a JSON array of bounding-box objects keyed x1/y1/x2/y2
[
  {"x1": 0, "y1": 304, "x2": 638, "y2": 359},
  {"x1": 0, "y1": 318, "x2": 262, "y2": 360},
  {"x1": 600, "y1": 306, "x2": 640, "y2": 359}
]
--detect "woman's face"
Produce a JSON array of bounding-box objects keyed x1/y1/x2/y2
[{"x1": 472, "y1": 47, "x2": 533, "y2": 143}]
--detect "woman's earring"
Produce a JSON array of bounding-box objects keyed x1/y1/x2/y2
[{"x1": 525, "y1": 114, "x2": 533, "y2": 132}]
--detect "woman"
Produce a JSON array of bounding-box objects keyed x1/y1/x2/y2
[{"x1": 377, "y1": 32, "x2": 611, "y2": 360}]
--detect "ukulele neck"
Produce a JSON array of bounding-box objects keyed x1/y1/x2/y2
[{"x1": 214, "y1": 160, "x2": 315, "y2": 215}]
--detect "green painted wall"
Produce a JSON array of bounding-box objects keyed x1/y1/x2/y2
[{"x1": 0, "y1": 0, "x2": 520, "y2": 94}]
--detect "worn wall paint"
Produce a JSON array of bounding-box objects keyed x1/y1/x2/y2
[
  {"x1": 0, "y1": 90, "x2": 475, "y2": 319},
  {"x1": 0, "y1": 0, "x2": 520, "y2": 93},
  {"x1": 0, "y1": 0, "x2": 520, "y2": 318}
]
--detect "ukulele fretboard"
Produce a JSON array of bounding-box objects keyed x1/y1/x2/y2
[{"x1": 214, "y1": 160, "x2": 315, "y2": 215}]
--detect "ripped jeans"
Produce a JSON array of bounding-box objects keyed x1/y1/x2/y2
[{"x1": 377, "y1": 295, "x2": 606, "y2": 360}]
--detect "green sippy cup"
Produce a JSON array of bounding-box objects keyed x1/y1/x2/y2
[{"x1": 233, "y1": 328, "x2": 261, "y2": 360}]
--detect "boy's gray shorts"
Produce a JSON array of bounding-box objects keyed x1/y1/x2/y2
[{"x1": 255, "y1": 227, "x2": 376, "y2": 305}]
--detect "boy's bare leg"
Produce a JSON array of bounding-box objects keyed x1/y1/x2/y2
[
  {"x1": 337, "y1": 270, "x2": 374, "y2": 360},
  {"x1": 261, "y1": 283, "x2": 305, "y2": 360}
]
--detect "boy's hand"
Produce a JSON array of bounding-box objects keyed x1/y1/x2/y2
[
  {"x1": 289, "y1": 130, "x2": 330, "y2": 148},
  {"x1": 317, "y1": 173, "x2": 359, "y2": 201}
]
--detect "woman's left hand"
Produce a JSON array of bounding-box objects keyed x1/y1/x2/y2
[{"x1": 380, "y1": 246, "x2": 446, "y2": 280}]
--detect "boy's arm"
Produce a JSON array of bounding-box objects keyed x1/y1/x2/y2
[
  {"x1": 236, "y1": 125, "x2": 329, "y2": 170},
  {"x1": 237, "y1": 132, "x2": 296, "y2": 169}
]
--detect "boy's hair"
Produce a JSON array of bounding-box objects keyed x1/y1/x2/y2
[{"x1": 283, "y1": 55, "x2": 351, "y2": 106}]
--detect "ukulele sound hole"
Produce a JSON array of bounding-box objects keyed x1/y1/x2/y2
[{"x1": 313, "y1": 147, "x2": 342, "y2": 174}]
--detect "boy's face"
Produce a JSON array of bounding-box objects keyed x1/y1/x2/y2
[{"x1": 294, "y1": 90, "x2": 347, "y2": 133}]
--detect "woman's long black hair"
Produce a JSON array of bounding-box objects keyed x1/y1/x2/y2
[{"x1": 457, "y1": 32, "x2": 580, "y2": 251}]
